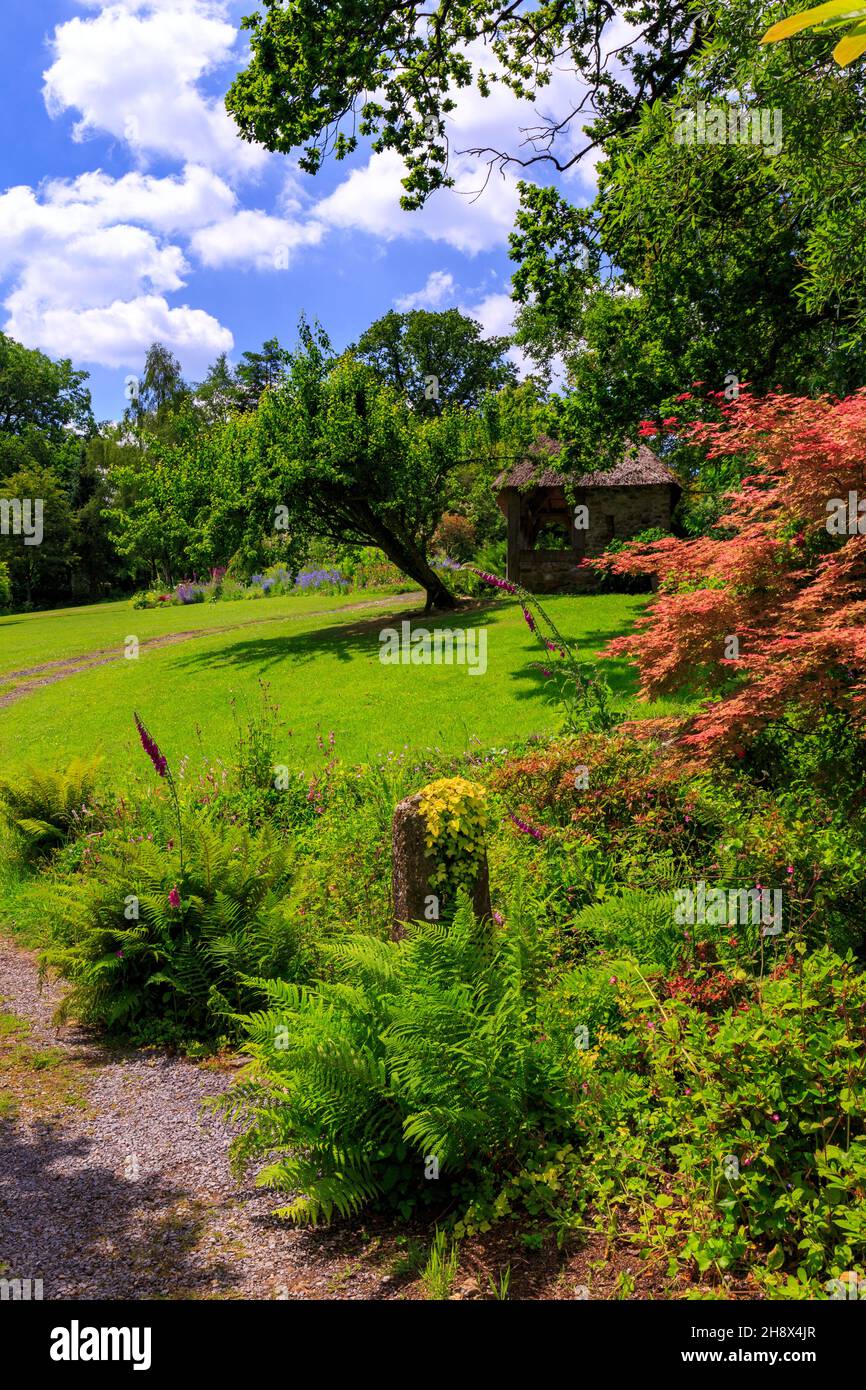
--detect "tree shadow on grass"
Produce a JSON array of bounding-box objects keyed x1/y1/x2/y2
[
  {"x1": 506, "y1": 621, "x2": 643, "y2": 705},
  {"x1": 170, "y1": 605, "x2": 499, "y2": 675}
]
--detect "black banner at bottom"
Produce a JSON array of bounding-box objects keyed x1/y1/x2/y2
[{"x1": 2, "y1": 1296, "x2": 858, "y2": 1377}]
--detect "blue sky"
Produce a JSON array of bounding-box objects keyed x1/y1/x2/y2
[{"x1": 0, "y1": 0, "x2": 606, "y2": 420}]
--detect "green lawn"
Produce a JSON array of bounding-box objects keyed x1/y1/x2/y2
[
  {"x1": 0, "y1": 591, "x2": 679, "y2": 778},
  {"x1": 0, "y1": 588, "x2": 416, "y2": 675}
]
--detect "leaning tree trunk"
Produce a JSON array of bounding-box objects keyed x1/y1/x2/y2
[{"x1": 369, "y1": 528, "x2": 457, "y2": 612}]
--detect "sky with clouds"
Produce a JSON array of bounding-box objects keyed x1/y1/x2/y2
[{"x1": 0, "y1": 0, "x2": 609, "y2": 420}]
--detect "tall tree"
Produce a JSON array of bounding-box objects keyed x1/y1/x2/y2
[
  {"x1": 352, "y1": 308, "x2": 516, "y2": 417},
  {"x1": 194, "y1": 352, "x2": 237, "y2": 425},
  {"x1": 234, "y1": 337, "x2": 291, "y2": 411},
  {"x1": 126, "y1": 342, "x2": 189, "y2": 442}
]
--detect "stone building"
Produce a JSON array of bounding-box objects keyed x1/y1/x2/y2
[{"x1": 494, "y1": 434, "x2": 679, "y2": 593}]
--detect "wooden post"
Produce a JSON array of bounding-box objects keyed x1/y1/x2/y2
[{"x1": 505, "y1": 488, "x2": 521, "y2": 585}]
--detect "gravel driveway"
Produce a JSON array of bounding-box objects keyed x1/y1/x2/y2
[{"x1": 0, "y1": 936, "x2": 396, "y2": 1300}]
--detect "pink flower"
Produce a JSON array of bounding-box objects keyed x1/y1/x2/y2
[
  {"x1": 168, "y1": 887, "x2": 181, "y2": 909},
  {"x1": 509, "y1": 812, "x2": 543, "y2": 841},
  {"x1": 134, "y1": 712, "x2": 168, "y2": 778}
]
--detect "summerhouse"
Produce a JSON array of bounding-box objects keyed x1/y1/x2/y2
[{"x1": 493, "y1": 434, "x2": 679, "y2": 592}]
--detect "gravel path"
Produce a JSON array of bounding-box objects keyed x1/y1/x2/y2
[{"x1": 0, "y1": 936, "x2": 397, "y2": 1300}]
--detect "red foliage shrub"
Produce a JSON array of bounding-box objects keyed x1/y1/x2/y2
[
  {"x1": 592, "y1": 390, "x2": 866, "y2": 757},
  {"x1": 433, "y1": 511, "x2": 477, "y2": 560}
]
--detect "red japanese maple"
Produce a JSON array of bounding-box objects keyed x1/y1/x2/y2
[{"x1": 593, "y1": 389, "x2": 866, "y2": 758}]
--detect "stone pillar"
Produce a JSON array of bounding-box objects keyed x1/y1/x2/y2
[{"x1": 391, "y1": 791, "x2": 491, "y2": 940}]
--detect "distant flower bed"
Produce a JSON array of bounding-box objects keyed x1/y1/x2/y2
[{"x1": 131, "y1": 563, "x2": 350, "y2": 609}]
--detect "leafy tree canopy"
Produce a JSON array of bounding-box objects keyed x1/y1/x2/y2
[
  {"x1": 0, "y1": 333, "x2": 92, "y2": 439},
  {"x1": 226, "y1": 1, "x2": 717, "y2": 207},
  {"x1": 352, "y1": 308, "x2": 516, "y2": 416}
]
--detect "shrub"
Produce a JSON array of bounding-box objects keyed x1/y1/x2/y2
[
  {"x1": 616, "y1": 947, "x2": 866, "y2": 1290},
  {"x1": 433, "y1": 512, "x2": 476, "y2": 561}
]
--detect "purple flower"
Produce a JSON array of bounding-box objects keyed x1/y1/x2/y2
[
  {"x1": 521, "y1": 605, "x2": 536, "y2": 633},
  {"x1": 168, "y1": 887, "x2": 181, "y2": 909},
  {"x1": 492, "y1": 910, "x2": 505, "y2": 925},
  {"x1": 134, "y1": 713, "x2": 168, "y2": 778},
  {"x1": 471, "y1": 568, "x2": 518, "y2": 595},
  {"x1": 509, "y1": 812, "x2": 543, "y2": 840}
]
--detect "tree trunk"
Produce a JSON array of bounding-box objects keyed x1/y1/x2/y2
[{"x1": 367, "y1": 526, "x2": 457, "y2": 612}]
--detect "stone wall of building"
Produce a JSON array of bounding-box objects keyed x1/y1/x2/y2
[
  {"x1": 516, "y1": 484, "x2": 675, "y2": 591},
  {"x1": 580, "y1": 485, "x2": 674, "y2": 558}
]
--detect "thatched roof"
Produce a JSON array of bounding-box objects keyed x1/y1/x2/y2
[{"x1": 493, "y1": 434, "x2": 678, "y2": 490}]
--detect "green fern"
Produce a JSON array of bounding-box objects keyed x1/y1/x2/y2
[
  {"x1": 41, "y1": 818, "x2": 306, "y2": 1041},
  {"x1": 0, "y1": 757, "x2": 104, "y2": 858},
  {"x1": 570, "y1": 889, "x2": 684, "y2": 972},
  {"x1": 218, "y1": 894, "x2": 573, "y2": 1225}
]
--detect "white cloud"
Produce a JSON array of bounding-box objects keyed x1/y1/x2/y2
[
  {"x1": 0, "y1": 171, "x2": 236, "y2": 371},
  {"x1": 6, "y1": 225, "x2": 186, "y2": 316},
  {"x1": 8, "y1": 295, "x2": 232, "y2": 372},
  {"x1": 43, "y1": 1, "x2": 264, "y2": 176},
  {"x1": 394, "y1": 270, "x2": 456, "y2": 311},
  {"x1": 314, "y1": 149, "x2": 519, "y2": 255},
  {"x1": 191, "y1": 208, "x2": 325, "y2": 270},
  {"x1": 43, "y1": 164, "x2": 238, "y2": 234}
]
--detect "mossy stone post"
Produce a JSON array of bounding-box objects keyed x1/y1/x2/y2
[{"x1": 391, "y1": 783, "x2": 491, "y2": 941}]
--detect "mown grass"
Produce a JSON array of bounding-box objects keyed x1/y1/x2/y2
[
  {"x1": 0, "y1": 591, "x2": 690, "y2": 778},
  {"x1": 0, "y1": 588, "x2": 416, "y2": 675}
]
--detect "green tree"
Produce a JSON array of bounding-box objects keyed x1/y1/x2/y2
[
  {"x1": 0, "y1": 463, "x2": 75, "y2": 608},
  {"x1": 163, "y1": 322, "x2": 466, "y2": 609},
  {"x1": 0, "y1": 333, "x2": 92, "y2": 439},
  {"x1": 195, "y1": 352, "x2": 240, "y2": 425},
  {"x1": 352, "y1": 308, "x2": 516, "y2": 417},
  {"x1": 126, "y1": 342, "x2": 189, "y2": 442},
  {"x1": 234, "y1": 337, "x2": 291, "y2": 411}
]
